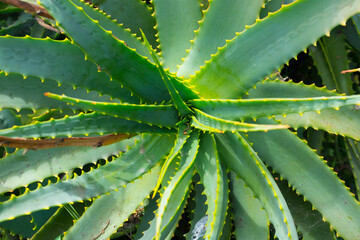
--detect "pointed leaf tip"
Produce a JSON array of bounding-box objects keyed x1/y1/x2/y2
[{"x1": 140, "y1": 28, "x2": 193, "y2": 117}]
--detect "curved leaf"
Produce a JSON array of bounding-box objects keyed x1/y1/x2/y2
[
  {"x1": 141, "y1": 31, "x2": 193, "y2": 117},
  {"x1": 195, "y1": 133, "x2": 228, "y2": 240},
  {"x1": 0, "y1": 207, "x2": 57, "y2": 239},
  {"x1": 39, "y1": 0, "x2": 197, "y2": 103},
  {"x1": 94, "y1": 0, "x2": 158, "y2": 49},
  {"x1": 248, "y1": 80, "x2": 360, "y2": 140},
  {"x1": 309, "y1": 30, "x2": 353, "y2": 94},
  {"x1": 229, "y1": 173, "x2": 269, "y2": 240},
  {"x1": 71, "y1": 0, "x2": 152, "y2": 60},
  {"x1": 191, "y1": 95, "x2": 360, "y2": 121},
  {"x1": 64, "y1": 166, "x2": 160, "y2": 240},
  {"x1": 178, "y1": 0, "x2": 264, "y2": 77},
  {"x1": 45, "y1": 93, "x2": 179, "y2": 128},
  {"x1": 0, "y1": 134, "x2": 175, "y2": 222},
  {"x1": 134, "y1": 153, "x2": 182, "y2": 240},
  {"x1": 189, "y1": 0, "x2": 360, "y2": 98},
  {"x1": 191, "y1": 108, "x2": 288, "y2": 133},
  {"x1": 184, "y1": 179, "x2": 207, "y2": 240},
  {"x1": 0, "y1": 73, "x2": 119, "y2": 111},
  {"x1": 346, "y1": 139, "x2": 360, "y2": 197},
  {"x1": 247, "y1": 121, "x2": 360, "y2": 240},
  {"x1": 0, "y1": 137, "x2": 136, "y2": 193},
  {"x1": 134, "y1": 194, "x2": 159, "y2": 240},
  {"x1": 153, "y1": 124, "x2": 190, "y2": 196},
  {"x1": 153, "y1": 0, "x2": 202, "y2": 72},
  {"x1": 277, "y1": 180, "x2": 336, "y2": 240},
  {"x1": 155, "y1": 131, "x2": 199, "y2": 239},
  {"x1": 31, "y1": 203, "x2": 86, "y2": 240},
  {"x1": 215, "y1": 132, "x2": 297, "y2": 240},
  {"x1": 0, "y1": 112, "x2": 172, "y2": 139},
  {"x1": 0, "y1": 37, "x2": 137, "y2": 103}
]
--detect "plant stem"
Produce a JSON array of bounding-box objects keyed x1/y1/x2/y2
[
  {"x1": 0, "y1": 0, "x2": 53, "y2": 19},
  {"x1": 0, "y1": 133, "x2": 132, "y2": 150}
]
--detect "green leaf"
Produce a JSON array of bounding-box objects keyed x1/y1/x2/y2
[
  {"x1": 153, "y1": 0, "x2": 201, "y2": 72},
  {"x1": 195, "y1": 133, "x2": 228, "y2": 240},
  {"x1": 45, "y1": 93, "x2": 179, "y2": 128},
  {"x1": 346, "y1": 139, "x2": 360, "y2": 198},
  {"x1": 0, "y1": 37, "x2": 137, "y2": 103},
  {"x1": 178, "y1": 0, "x2": 264, "y2": 77},
  {"x1": 248, "y1": 80, "x2": 360, "y2": 140},
  {"x1": 134, "y1": 153, "x2": 182, "y2": 240},
  {"x1": 276, "y1": 106, "x2": 360, "y2": 140},
  {"x1": 276, "y1": 180, "x2": 336, "y2": 240},
  {"x1": 0, "y1": 137, "x2": 136, "y2": 193},
  {"x1": 309, "y1": 30, "x2": 353, "y2": 94},
  {"x1": 184, "y1": 179, "x2": 207, "y2": 240},
  {"x1": 0, "y1": 207, "x2": 58, "y2": 238},
  {"x1": 344, "y1": 19, "x2": 360, "y2": 51},
  {"x1": 0, "y1": 112, "x2": 172, "y2": 139},
  {"x1": 0, "y1": 73, "x2": 120, "y2": 111},
  {"x1": 247, "y1": 121, "x2": 360, "y2": 240},
  {"x1": 0, "y1": 109, "x2": 19, "y2": 153},
  {"x1": 0, "y1": 109, "x2": 20, "y2": 130},
  {"x1": 155, "y1": 131, "x2": 199, "y2": 239},
  {"x1": 134, "y1": 194, "x2": 159, "y2": 240},
  {"x1": 353, "y1": 13, "x2": 360, "y2": 33},
  {"x1": 219, "y1": 206, "x2": 231, "y2": 240},
  {"x1": 190, "y1": 95, "x2": 360, "y2": 120},
  {"x1": 94, "y1": 0, "x2": 158, "y2": 50},
  {"x1": 0, "y1": 134, "x2": 175, "y2": 222},
  {"x1": 189, "y1": 0, "x2": 360, "y2": 98},
  {"x1": 31, "y1": 203, "x2": 86, "y2": 240},
  {"x1": 0, "y1": 14, "x2": 34, "y2": 37},
  {"x1": 70, "y1": 0, "x2": 152, "y2": 61},
  {"x1": 156, "y1": 194, "x2": 188, "y2": 240},
  {"x1": 153, "y1": 124, "x2": 190, "y2": 196},
  {"x1": 64, "y1": 166, "x2": 160, "y2": 240},
  {"x1": 229, "y1": 172, "x2": 269, "y2": 240},
  {"x1": 39, "y1": 0, "x2": 197, "y2": 103},
  {"x1": 191, "y1": 108, "x2": 288, "y2": 132},
  {"x1": 141, "y1": 30, "x2": 193, "y2": 117},
  {"x1": 215, "y1": 132, "x2": 297, "y2": 240}
]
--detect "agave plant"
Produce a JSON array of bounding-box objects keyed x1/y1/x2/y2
[{"x1": 1, "y1": 0, "x2": 360, "y2": 239}]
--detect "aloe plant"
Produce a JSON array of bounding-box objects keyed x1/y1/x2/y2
[{"x1": 1, "y1": 0, "x2": 360, "y2": 239}]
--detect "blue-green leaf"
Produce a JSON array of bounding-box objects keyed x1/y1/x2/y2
[
  {"x1": 215, "y1": 132, "x2": 297, "y2": 240},
  {"x1": 191, "y1": 108, "x2": 289, "y2": 132},
  {"x1": 247, "y1": 120, "x2": 360, "y2": 239},
  {"x1": 229, "y1": 172, "x2": 269, "y2": 240},
  {"x1": 0, "y1": 112, "x2": 172, "y2": 139},
  {"x1": 178, "y1": 0, "x2": 264, "y2": 77},
  {"x1": 64, "y1": 167, "x2": 160, "y2": 240},
  {"x1": 155, "y1": 131, "x2": 199, "y2": 239},
  {"x1": 45, "y1": 93, "x2": 179, "y2": 128},
  {"x1": 0, "y1": 134, "x2": 175, "y2": 222},
  {"x1": 189, "y1": 0, "x2": 360, "y2": 98},
  {"x1": 195, "y1": 133, "x2": 228, "y2": 240},
  {"x1": 153, "y1": 0, "x2": 202, "y2": 72}
]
